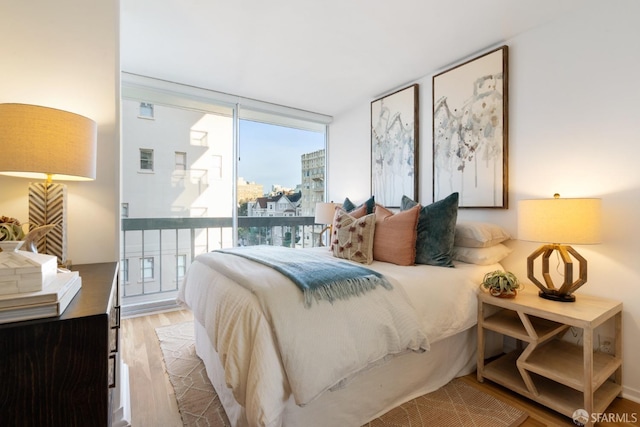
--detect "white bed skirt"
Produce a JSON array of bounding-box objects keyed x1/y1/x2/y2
[{"x1": 195, "y1": 319, "x2": 487, "y2": 427}]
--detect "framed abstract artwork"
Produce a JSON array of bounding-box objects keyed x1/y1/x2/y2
[
  {"x1": 432, "y1": 45, "x2": 508, "y2": 208},
  {"x1": 371, "y1": 84, "x2": 419, "y2": 208}
]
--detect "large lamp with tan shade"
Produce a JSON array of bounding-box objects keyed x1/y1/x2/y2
[
  {"x1": 314, "y1": 202, "x2": 337, "y2": 246},
  {"x1": 0, "y1": 103, "x2": 97, "y2": 265},
  {"x1": 517, "y1": 194, "x2": 601, "y2": 302}
]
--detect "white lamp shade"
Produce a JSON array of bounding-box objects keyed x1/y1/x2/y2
[
  {"x1": 0, "y1": 103, "x2": 97, "y2": 181},
  {"x1": 518, "y1": 197, "x2": 601, "y2": 244},
  {"x1": 314, "y1": 202, "x2": 336, "y2": 224}
]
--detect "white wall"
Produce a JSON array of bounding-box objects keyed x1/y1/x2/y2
[
  {"x1": 0, "y1": 0, "x2": 120, "y2": 264},
  {"x1": 329, "y1": 0, "x2": 640, "y2": 401}
]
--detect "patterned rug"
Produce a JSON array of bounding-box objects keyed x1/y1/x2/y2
[
  {"x1": 156, "y1": 322, "x2": 528, "y2": 427},
  {"x1": 156, "y1": 321, "x2": 230, "y2": 426}
]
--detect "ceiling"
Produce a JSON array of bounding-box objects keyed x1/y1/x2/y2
[{"x1": 120, "y1": 0, "x2": 585, "y2": 118}]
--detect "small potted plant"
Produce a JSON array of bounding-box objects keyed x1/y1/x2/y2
[
  {"x1": 482, "y1": 270, "x2": 521, "y2": 298},
  {"x1": 0, "y1": 216, "x2": 27, "y2": 252},
  {"x1": 0, "y1": 217, "x2": 56, "y2": 253}
]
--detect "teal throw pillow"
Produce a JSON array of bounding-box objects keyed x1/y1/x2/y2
[
  {"x1": 401, "y1": 192, "x2": 459, "y2": 267},
  {"x1": 342, "y1": 196, "x2": 376, "y2": 214}
]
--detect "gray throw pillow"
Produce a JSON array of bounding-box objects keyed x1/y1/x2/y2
[{"x1": 401, "y1": 192, "x2": 459, "y2": 267}]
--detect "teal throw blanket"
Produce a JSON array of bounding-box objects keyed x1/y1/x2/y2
[{"x1": 217, "y1": 246, "x2": 392, "y2": 307}]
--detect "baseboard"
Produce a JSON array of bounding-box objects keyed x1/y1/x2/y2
[
  {"x1": 623, "y1": 385, "x2": 640, "y2": 404},
  {"x1": 122, "y1": 299, "x2": 182, "y2": 318}
]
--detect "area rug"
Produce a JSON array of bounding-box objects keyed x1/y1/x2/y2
[
  {"x1": 156, "y1": 321, "x2": 231, "y2": 426},
  {"x1": 156, "y1": 322, "x2": 527, "y2": 427}
]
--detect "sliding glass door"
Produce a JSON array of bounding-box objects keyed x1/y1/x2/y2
[{"x1": 120, "y1": 75, "x2": 329, "y2": 312}]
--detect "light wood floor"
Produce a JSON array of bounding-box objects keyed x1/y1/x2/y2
[
  {"x1": 122, "y1": 310, "x2": 640, "y2": 427},
  {"x1": 122, "y1": 309, "x2": 194, "y2": 427}
]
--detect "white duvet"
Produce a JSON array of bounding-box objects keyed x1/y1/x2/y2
[{"x1": 177, "y1": 247, "x2": 502, "y2": 427}]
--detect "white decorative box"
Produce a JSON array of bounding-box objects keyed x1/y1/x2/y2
[{"x1": 0, "y1": 250, "x2": 58, "y2": 295}]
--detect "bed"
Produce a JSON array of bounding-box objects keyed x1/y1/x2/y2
[{"x1": 177, "y1": 244, "x2": 506, "y2": 427}]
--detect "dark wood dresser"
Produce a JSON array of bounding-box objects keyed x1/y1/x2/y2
[{"x1": 0, "y1": 262, "x2": 120, "y2": 426}]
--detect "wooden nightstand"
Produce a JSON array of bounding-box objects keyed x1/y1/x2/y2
[
  {"x1": 477, "y1": 286, "x2": 622, "y2": 427},
  {"x1": 0, "y1": 262, "x2": 120, "y2": 426}
]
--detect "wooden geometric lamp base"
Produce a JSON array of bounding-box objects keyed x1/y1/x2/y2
[
  {"x1": 317, "y1": 225, "x2": 332, "y2": 247},
  {"x1": 526, "y1": 243, "x2": 588, "y2": 303},
  {"x1": 28, "y1": 181, "x2": 67, "y2": 266}
]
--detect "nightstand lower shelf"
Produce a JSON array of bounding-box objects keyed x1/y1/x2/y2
[
  {"x1": 521, "y1": 339, "x2": 621, "y2": 392},
  {"x1": 484, "y1": 351, "x2": 622, "y2": 418}
]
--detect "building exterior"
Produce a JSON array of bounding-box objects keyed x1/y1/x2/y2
[
  {"x1": 247, "y1": 192, "x2": 301, "y2": 217},
  {"x1": 243, "y1": 192, "x2": 301, "y2": 246},
  {"x1": 120, "y1": 100, "x2": 234, "y2": 307},
  {"x1": 238, "y1": 177, "x2": 264, "y2": 203},
  {"x1": 300, "y1": 149, "x2": 325, "y2": 217}
]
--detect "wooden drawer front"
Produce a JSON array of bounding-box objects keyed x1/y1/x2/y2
[
  {"x1": 109, "y1": 303, "x2": 120, "y2": 353},
  {"x1": 108, "y1": 280, "x2": 120, "y2": 389},
  {"x1": 0, "y1": 317, "x2": 110, "y2": 425}
]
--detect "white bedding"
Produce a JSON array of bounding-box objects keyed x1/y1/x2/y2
[
  {"x1": 195, "y1": 319, "x2": 482, "y2": 427},
  {"x1": 177, "y1": 246, "x2": 502, "y2": 427}
]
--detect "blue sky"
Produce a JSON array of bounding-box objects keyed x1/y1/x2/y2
[{"x1": 238, "y1": 120, "x2": 325, "y2": 191}]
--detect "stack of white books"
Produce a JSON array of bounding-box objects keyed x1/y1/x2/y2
[
  {"x1": 0, "y1": 271, "x2": 82, "y2": 324},
  {"x1": 0, "y1": 250, "x2": 58, "y2": 294}
]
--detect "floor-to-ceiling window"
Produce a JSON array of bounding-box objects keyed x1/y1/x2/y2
[
  {"x1": 238, "y1": 109, "x2": 326, "y2": 248},
  {"x1": 120, "y1": 74, "x2": 330, "y2": 314}
]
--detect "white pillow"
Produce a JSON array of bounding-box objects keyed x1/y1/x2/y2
[
  {"x1": 453, "y1": 244, "x2": 512, "y2": 265},
  {"x1": 454, "y1": 221, "x2": 510, "y2": 248}
]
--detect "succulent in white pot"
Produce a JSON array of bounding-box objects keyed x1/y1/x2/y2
[
  {"x1": 0, "y1": 216, "x2": 56, "y2": 253},
  {"x1": 0, "y1": 216, "x2": 28, "y2": 252},
  {"x1": 482, "y1": 270, "x2": 521, "y2": 298},
  {"x1": 0, "y1": 216, "x2": 27, "y2": 241}
]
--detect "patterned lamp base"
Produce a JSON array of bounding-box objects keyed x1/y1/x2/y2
[{"x1": 28, "y1": 182, "x2": 67, "y2": 265}]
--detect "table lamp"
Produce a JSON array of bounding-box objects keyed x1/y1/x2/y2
[
  {"x1": 517, "y1": 194, "x2": 601, "y2": 302},
  {"x1": 0, "y1": 103, "x2": 97, "y2": 265},
  {"x1": 314, "y1": 202, "x2": 336, "y2": 246}
]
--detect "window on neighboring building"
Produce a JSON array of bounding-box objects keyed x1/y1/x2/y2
[
  {"x1": 175, "y1": 151, "x2": 187, "y2": 171},
  {"x1": 140, "y1": 148, "x2": 154, "y2": 171},
  {"x1": 140, "y1": 257, "x2": 154, "y2": 280},
  {"x1": 121, "y1": 202, "x2": 129, "y2": 218},
  {"x1": 139, "y1": 102, "x2": 154, "y2": 119},
  {"x1": 121, "y1": 259, "x2": 129, "y2": 283},
  {"x1": 176, "y1": 254, "x2": 187, "y2": 278}
]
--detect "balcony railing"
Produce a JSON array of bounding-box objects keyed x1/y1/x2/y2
[{"x1": 120, "y1": 216, "x2": 326, "y2": 313}]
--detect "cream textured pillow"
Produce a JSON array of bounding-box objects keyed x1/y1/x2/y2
[
  {"x1": 454, "y1": 221, "x2": 511, "y2": 248},
  {"x1": 373, "y1": 204, "x2": 420, "y2": 266},
  {"x1": 331, "y1": 208, "x2": 376, "y2": 264},
  {"x1": 452, "y1": 244, "x2": 512, "y2": 265}
]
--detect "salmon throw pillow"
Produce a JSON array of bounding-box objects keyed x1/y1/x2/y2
[{"x1": 373, "y1": 204, "x2": 420, "y2": 266}]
